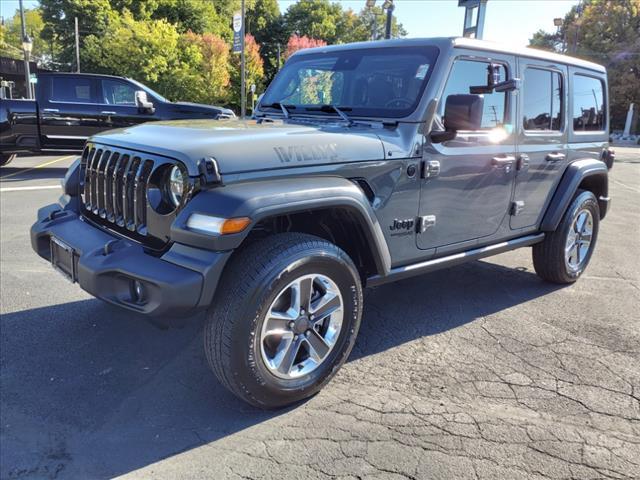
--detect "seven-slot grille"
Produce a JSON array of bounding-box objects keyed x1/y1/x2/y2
[{"x1": 80, "y1": 144, "x2": 155, "y2": 236}]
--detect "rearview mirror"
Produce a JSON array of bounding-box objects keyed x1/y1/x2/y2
[
  {"x1": 135, "y1": 90, "x2": 155, "y2": 114},
  {"x1": 430, "y1": 94, "x2": 484, "y2": 143}
]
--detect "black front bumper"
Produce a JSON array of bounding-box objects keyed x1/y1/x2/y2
[{"x1": 31, "y1": 204, "x2": 230, "y2": 317}]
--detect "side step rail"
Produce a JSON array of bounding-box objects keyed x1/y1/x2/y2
[{"x1": 367, "y1": 233, "x2": 545, "y2": 287}]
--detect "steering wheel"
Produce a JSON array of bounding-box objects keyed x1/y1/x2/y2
[{"x1": 384, "y1": 97, "x2": 413, "y2": 108}]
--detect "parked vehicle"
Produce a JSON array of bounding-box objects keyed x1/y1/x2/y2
[
  {"x1": 31, "y1": 38, "x2": 613, "y2": 408},
  {"x1": 1, "y1": 72, "x2": 235, "y2": 166}
]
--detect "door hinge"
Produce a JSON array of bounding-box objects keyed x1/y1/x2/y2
[
  {"x1": 421, "y1": 160, "x2": 440, "y2": 179},
  {"x1": 417, "y1": 215, "x2": 436, "y2": 233},
  {"x1": 511, "y1": 201, "x2": 525, "y2": 216}
]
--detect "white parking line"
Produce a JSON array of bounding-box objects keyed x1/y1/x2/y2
[{"x1": 0, "y1": 185, "x2": 61, "y2": 192}]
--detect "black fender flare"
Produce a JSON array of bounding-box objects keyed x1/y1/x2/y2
[
  {"x1": 171, "y1": 176, "x2": 392, "y2": 275},
  {"x1": 540, "y1": 159, "x2": 609, "y2": 232}
]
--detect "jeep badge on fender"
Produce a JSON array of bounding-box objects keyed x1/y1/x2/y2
[{"x1": 31, "y1": 37, "x2": 611, "y2": 408}]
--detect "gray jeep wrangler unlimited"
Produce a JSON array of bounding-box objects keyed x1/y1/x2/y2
[{"x1": 32, "y1": 38, "x2": 613, "y2": 408}]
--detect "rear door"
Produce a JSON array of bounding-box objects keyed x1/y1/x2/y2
[
  {"x1": 39, "y1": 75, "x2": 102, "y2": 149},
  {"x1": 511, "y1": 59, "x2": 568, "y2": 230},
  {"x1": 417, "y1": 53, "x2": 517, "y2": 252},
  {"x1": 97, "y1": 78, "x2": 156, "y2": 130}
]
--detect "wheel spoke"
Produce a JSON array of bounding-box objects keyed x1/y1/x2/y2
[
  {"x1": 265, "y1": 311, "x2": 295, "y2": 332},
  {"x1": 575, "y1": 212, "x2": 587, "y2": 233},
  {"x1": 276, "y1": 337, "x2": 301, "y2": 376},
  {"x1": 580, "y1": 232, "x2": 592, "y2": 243},
  {"x1": 305, "y1": 330, "x2": 330, "y2": 362},
  {"x1": 574, "y1": 244, "x2": 581, "y2": 264},
  {"x1": 310, "y1": 293, "x2": 341, "y2": 323},
  {"x1": 292, "y1": 277, "x2": 314, "y2": 314}
]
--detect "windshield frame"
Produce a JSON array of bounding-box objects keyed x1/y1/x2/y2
[{"x1": 258, "y1": 45, "x2": 440, "y2": 120}]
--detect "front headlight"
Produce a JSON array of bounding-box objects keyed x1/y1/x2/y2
[{"x1": 168, "y1": 165, "x2": 185, "y2": 207}]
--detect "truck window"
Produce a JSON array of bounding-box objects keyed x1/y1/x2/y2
[
  {"x1": 523, "y1": 68, "x2": 562, "y2": 131},
  {"x1": 439, "y1": 59, "x2": 508, "y2": 130},
  {"x1": 573, "y1": 74, "x2": 605, "y2": 132},
  {"x1": 51, "y1": 77, "x2": 95, "y2": 103},
  {"x1": 102, "y1": 79, "x2": 137, "y2": 105}
]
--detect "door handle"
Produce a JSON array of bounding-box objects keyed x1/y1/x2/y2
[
  {"x1": 491, "y1": 155, "x2": 516, "y2": 167},
  {"x1": 100, "y1": 111, "x2": 117, "y2": 115},
  {"x1": 546, "y1": 152, "x2": 566, "y2": 162},
  {"x1": 42, "y1": 108, "x2": 59, "y2": 113}
]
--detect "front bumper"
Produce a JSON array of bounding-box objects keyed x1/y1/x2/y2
[{"x1": 31, "y1": 204, "x2": 230, "y2": 317}]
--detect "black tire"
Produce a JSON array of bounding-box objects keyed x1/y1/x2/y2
[
  {"x1": 204, "y1": 232, "x2": 363, "y2": 408},
  {"x1": 0, "y1": 154, "x2": 16, "y2": 167},
  {"x1": 533, "y1": 189, "x2": 600, "y2": 284}
]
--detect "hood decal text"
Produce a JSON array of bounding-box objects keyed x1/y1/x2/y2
[{"x1": 275, "y1": 143, "x2": 339, "y2": 163}]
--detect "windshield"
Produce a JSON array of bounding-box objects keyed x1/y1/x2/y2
[
  {"x1": 260, "y1": 46, "x2": 439, "y2": 119},
  {"x1": 127, "y1": 78, "x2": 169, "y2": 103}
]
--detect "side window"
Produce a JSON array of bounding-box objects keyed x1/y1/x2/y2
[
  {"x1": 102, "y1": 80, "x2": 137, "y2": 105},
  {"x1": 522, "y1": 68, "x2": 563, "y2": 131},
  {"x1": 50, "y1": 77, "x2": 95, "y2": 103},
  {"x1": 573, "y1": 74, "x2": 605, "y2": 131},
  {"x1": 440, "y1": 59, "x2": 508, "y2": 129}
]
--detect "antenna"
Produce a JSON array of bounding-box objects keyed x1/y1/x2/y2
[{"x1": 458, "y1": 0, "x2": 488, "y2": 39}]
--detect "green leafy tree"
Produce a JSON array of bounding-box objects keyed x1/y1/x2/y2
[
  {"x1": 284, "y1": 0, "x2": 351, "y2": 44},
  {"x1": 247, "y1": 0, "x2": 284, "y2": 81},
  {"x1": 0, "y1": 8, "x2": 52, "y2": 63},
  {"x1": 529, "y1": 0, "x2": 640, "y2": 131},
  {"x1": 151, "y1": 0, "x2": 230, "y2": 37}
]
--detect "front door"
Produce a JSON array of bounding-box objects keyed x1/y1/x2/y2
[
  {"x1": 511, "y1": 59, "x2": 568, "y2": 230},
  {"x1": 97, "y1": 78, "x2": 156, "y2": 130},
  {"x1": 417, "y1": 54, "x2": 517, "y2": 252}
]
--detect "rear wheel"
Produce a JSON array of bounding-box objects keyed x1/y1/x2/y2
[
  {"x1": 533, "y1": 190, "x2": 599, "y2": 284},
  {"x1": 204, "y1": 233, "x2": 363, "y2": 408},
  {"x1": 0, "y1": 154, "x2": 16, "y2": 167}
]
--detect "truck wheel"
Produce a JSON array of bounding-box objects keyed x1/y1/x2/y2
[
  {"x1": 0, "y1": 154, "x2": 16, "y2": 167},
  {"x1": 533, "y1": 189, "x2": 599, "y2": 284},
  {"x1": 204, "y1": 232, "x2": 363, "y2": 408}
]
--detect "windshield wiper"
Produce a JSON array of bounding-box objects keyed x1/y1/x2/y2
[
  {"x1": 260, "y1": 102, "x2": 296, "y2": 118},
  {"x1": 305, "y1": 104, "x2": 353, "y2": 124}
]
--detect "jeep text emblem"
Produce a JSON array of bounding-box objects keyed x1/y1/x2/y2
[{"x1": 274, "y1": 144, "x2": 339, "y2": 163}]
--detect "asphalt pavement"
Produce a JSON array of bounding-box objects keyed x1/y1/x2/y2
[{"x1": 1, "y1": 149, "x2": 639, "y2": 479}]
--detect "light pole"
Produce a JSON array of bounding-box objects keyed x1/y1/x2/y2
[
  {"x1": 382, "y1": 0, "x2": 394, "y2": 40},
  {"x1": 18, "y1": 0, "x2": 33, "y2": 99}
]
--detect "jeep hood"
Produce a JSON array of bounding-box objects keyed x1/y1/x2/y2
[{"x1": 91, "y1": 119, "x2": 386, "y2": 175}]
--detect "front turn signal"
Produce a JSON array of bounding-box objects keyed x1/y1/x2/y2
[{"x1": 186, "y1": 214, "x2": 251, "y2": 235}]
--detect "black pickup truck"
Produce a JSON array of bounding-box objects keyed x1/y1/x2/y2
[{"x1": 0, "y1": 72, "x2": 235, "y2": 166}]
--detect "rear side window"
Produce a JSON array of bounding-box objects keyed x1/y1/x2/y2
[
  {"x1": 573, "y1": 74, "x2": 605, "y2": 131},
  {"x1": 440, "y1": 59, "x2": 508, "y2": 129},
  {"x1": 50, "y1": 77, "x2": 95, "y2": 103},
  {"x1": 523, "y1": 68, "x2": 562, "y2": 131}
]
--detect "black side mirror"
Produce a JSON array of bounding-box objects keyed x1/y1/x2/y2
[
  {"x1": 135, "y1": 90, "x2": 155, "y2": 114},
  {"x1": 431, "y1": 94, "x2": 484, "y2": 143}
]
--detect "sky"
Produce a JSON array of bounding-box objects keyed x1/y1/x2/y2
[{"x1": 2, "y1": 0, "x2": 579, "y2": 48}]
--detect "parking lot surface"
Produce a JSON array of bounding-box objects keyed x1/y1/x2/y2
[{"x1": 1, "y1": 149, "x2": 639, "y2": 479}]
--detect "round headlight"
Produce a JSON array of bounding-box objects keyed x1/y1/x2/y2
[{"x1": 168, "y1": 165, "x2": 185, "y2": 207}]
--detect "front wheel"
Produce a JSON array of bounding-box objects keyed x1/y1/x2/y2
[
  {"x1": 205, "y1": 233, "x2": 363, "y2": 408},
  {"x1": 0, "y1": 154, "x2": 16, "y2": 167},
  {"x1": 533, "y1": 189, "x2": 600, "y2": 284}
]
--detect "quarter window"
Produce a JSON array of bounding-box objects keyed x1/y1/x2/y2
[
  {"x1": 50, "y1": 77, "x2": 95, "y2": 103},
  {"x1": 439, "y1": 59, "x2": 508, "y2": 129},
  {"x1": 522, "y1": 68, "x2": 562, "y2": 131},
  {"x1": 573, "y1": 74, "x2": 605, "y2": 131}
]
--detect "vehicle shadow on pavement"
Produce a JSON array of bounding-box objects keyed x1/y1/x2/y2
[{"x1": 0, "y1": 259, "x2": 563, "y2": 479}]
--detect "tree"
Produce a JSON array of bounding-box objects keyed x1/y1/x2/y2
[
  {"x1": 180, "y1": 31, "x2": 232, "y2": 104},
  {"x1": 0, "y1": 8, "x2": 51, "y2": 64},
  {"x1": 283, "y1": 35, "x2": 327, "y2": 61},
  {"x1": 247, "y1": 0, "x2": 284, "y2": 81},
  {"x1": 151, "y1": 0, "x2": 230, "y2": 38},
  {"x1": 529, "y1": 0, "x2": 640, "y2": 131},
  {"x1": 284, "y1": 0, "x2": 353, "y2": 44}
]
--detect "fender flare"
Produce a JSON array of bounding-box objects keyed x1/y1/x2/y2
[
  {"x1": 171, "y1": 176, "x2": 392, "y2": 275},
  {"x1": 540, "y1": 159, "x2": 608, "y2": 232}
]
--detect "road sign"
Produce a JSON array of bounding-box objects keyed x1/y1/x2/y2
[{"x1": 233, "y1": 11, "x2": 243, "y2": 54}]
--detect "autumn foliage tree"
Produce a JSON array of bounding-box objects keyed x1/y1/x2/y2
[{"x1": 283, "y1": 35, "x2": 328, "y2": 61}]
